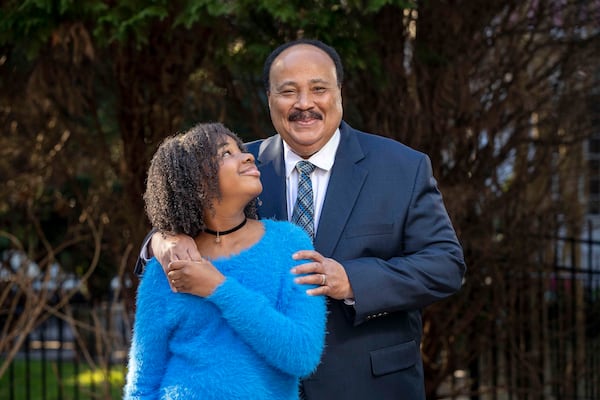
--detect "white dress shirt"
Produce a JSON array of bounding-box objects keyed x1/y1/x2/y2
[
  {"x1": 284, "y1": 129, "x2": 340, "y2": 236},
  {"x1": 283, "y1": 129, "x2": 354, "y2": 305}
]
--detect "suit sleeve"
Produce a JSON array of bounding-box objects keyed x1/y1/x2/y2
[
  {"x1": 344, "y1": 154, "x2": 466, "y2": 325},
  {"x1": 206, "y1": 233, "x2": 326, "y2": 378},
  {"x1": 133, "y1": 229, "x2": 157, "y2": 276},
  {"x1": 123, "y1": 259, "x2": 173, "y2": 399}
]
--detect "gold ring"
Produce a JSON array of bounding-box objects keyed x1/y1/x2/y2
[{"x1": 321, "y1": 274, "x2": 327, "y2": 286}]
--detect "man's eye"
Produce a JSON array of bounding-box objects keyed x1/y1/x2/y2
[{"x1": 314, "y1": 87, "x2": 326, "y2": 93}]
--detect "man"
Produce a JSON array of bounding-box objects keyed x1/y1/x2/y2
[{"x1": 136, "y1": 39, "x2": 466, "y2": 399}]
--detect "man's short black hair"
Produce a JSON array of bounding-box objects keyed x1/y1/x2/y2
[{"x1": 262, "y1": 39, "x2": 344, "y2": 92}]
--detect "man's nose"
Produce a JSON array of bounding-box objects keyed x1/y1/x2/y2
[{"x1": 295, "y1": 90, "x2": 313, "y2": 109}]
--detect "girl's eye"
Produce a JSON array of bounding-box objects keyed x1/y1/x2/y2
[{"x1": 221, "y1": 150, "x2": 232, "y2": 158}]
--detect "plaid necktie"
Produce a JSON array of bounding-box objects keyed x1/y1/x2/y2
[{"x1": 291, "y1": 161, "x2": 317, "y2": 239}]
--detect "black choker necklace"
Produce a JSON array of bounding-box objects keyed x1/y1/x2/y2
[{"x1": 203, "y1": 218, "x2": 247, "y2": 243}]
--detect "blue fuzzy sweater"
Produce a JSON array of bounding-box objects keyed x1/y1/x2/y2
[{"x1": 124, "y1": 219, "x2": 327, "y2": 400}]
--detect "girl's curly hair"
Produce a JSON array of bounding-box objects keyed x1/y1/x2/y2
[{"x1": 143, "y1": 122, "x2": 258, "y2": 237}]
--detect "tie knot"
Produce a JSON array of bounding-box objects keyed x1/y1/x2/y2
[{"x1": 296, "y1": 161, "x2": 316, "y2": 176}]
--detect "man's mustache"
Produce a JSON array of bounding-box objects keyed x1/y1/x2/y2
[{"x1": 288, "y1": 110, "x2": 323, "y2": 121}]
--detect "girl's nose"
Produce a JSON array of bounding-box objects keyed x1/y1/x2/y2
[{"x1": 242, "y1": 152, "x2": 255, "y2": 163}]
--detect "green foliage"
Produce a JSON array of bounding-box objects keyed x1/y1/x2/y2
[
  {"x1": 94, "y1": 2, "x2": 170, "y2": 46},
  {"x1": 344, "y1": 0, "x2": 416, "y2": 12},
  {"x1": 0, "y1": 0, "x2": 106, "y2": 59},
  {"x1": 0, "y1": 0, "x2": 411, "y2": 61},
  {"x1": 174, "y1": 0, "x2": 234, "y2": 29}
]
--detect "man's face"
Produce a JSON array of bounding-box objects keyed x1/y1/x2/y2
[{"x1": 267, "y1": 44, "x2": 343, "y2": 158}]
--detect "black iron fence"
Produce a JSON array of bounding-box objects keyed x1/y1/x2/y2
[
  {"x1": 0, "y1": 302, "x2": 130, "y2": 400},
  {"x1": 442, "y1": 228, "x2": 600, "y2": 400},
  {"x1": 1, "y1": 229, "x2": 599, "y2": 399}
]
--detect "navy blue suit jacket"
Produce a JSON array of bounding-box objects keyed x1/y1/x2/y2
[{"x1": 246, "y1": 121, "x2": 466, "y2": 400}]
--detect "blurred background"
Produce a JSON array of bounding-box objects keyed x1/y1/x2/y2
[{"x1": 0, "y1": 0, "x2": 599, "y2": 399}]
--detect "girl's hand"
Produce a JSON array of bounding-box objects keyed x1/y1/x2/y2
[{"x1": 167, "y1": 259, "x2": 225, "y2": 297}]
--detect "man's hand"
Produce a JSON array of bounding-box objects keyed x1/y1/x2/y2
[
  {"x1": 291, "y1": 250, "x2": 354, "y2": 300},
  {"x1": 150, "y1": 232, "x2": 202, "y2": 291}
]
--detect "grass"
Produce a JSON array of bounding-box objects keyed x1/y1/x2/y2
[{"x1": 0, "y1": 358, "x2": 126, "y2": 400}]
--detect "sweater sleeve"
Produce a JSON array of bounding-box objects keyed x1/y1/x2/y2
[
  {"x1": 207, "y1": 227, "x2": 326, "y2": 378},
  {"x1": 123, "y1": 259, "x2": 173, "y2": 400}
]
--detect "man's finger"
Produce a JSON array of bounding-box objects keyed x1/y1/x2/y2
[
  {"x1": 171, "y1": 251, "x2": 192, "y2": 262},
  {"x1": 292, "y1": 250, "x2": 322, "y2": 261},
  {"x1": 188, "y1": 248, "x2": 203, "y2": 261},
  {"x1": 168, "y1": 260, "x2": 186, "y2": 271},
  {"x1": 306, "y1": 286, "x2": 327, "y2": 296},
  {"x1": 290, "y1": 262, "x2": 320, "y2": 275}
]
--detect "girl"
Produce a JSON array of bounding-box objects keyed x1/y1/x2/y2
[{"x1": 124, "y1": 123, "x2": 326, "y2": 399}]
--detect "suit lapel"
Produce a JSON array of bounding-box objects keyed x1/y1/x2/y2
[{"x1": 315, "y1": 123, "x2": 367, "y2": 256}]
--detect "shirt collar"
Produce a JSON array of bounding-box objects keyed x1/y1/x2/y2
[{"x1": 284, "y1": 128, "x2": 340, "y2": 177}]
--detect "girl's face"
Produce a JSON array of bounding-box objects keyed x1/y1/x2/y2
[{"x1": 216, "y1": 135, "x2": 262, "y2": 204}]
